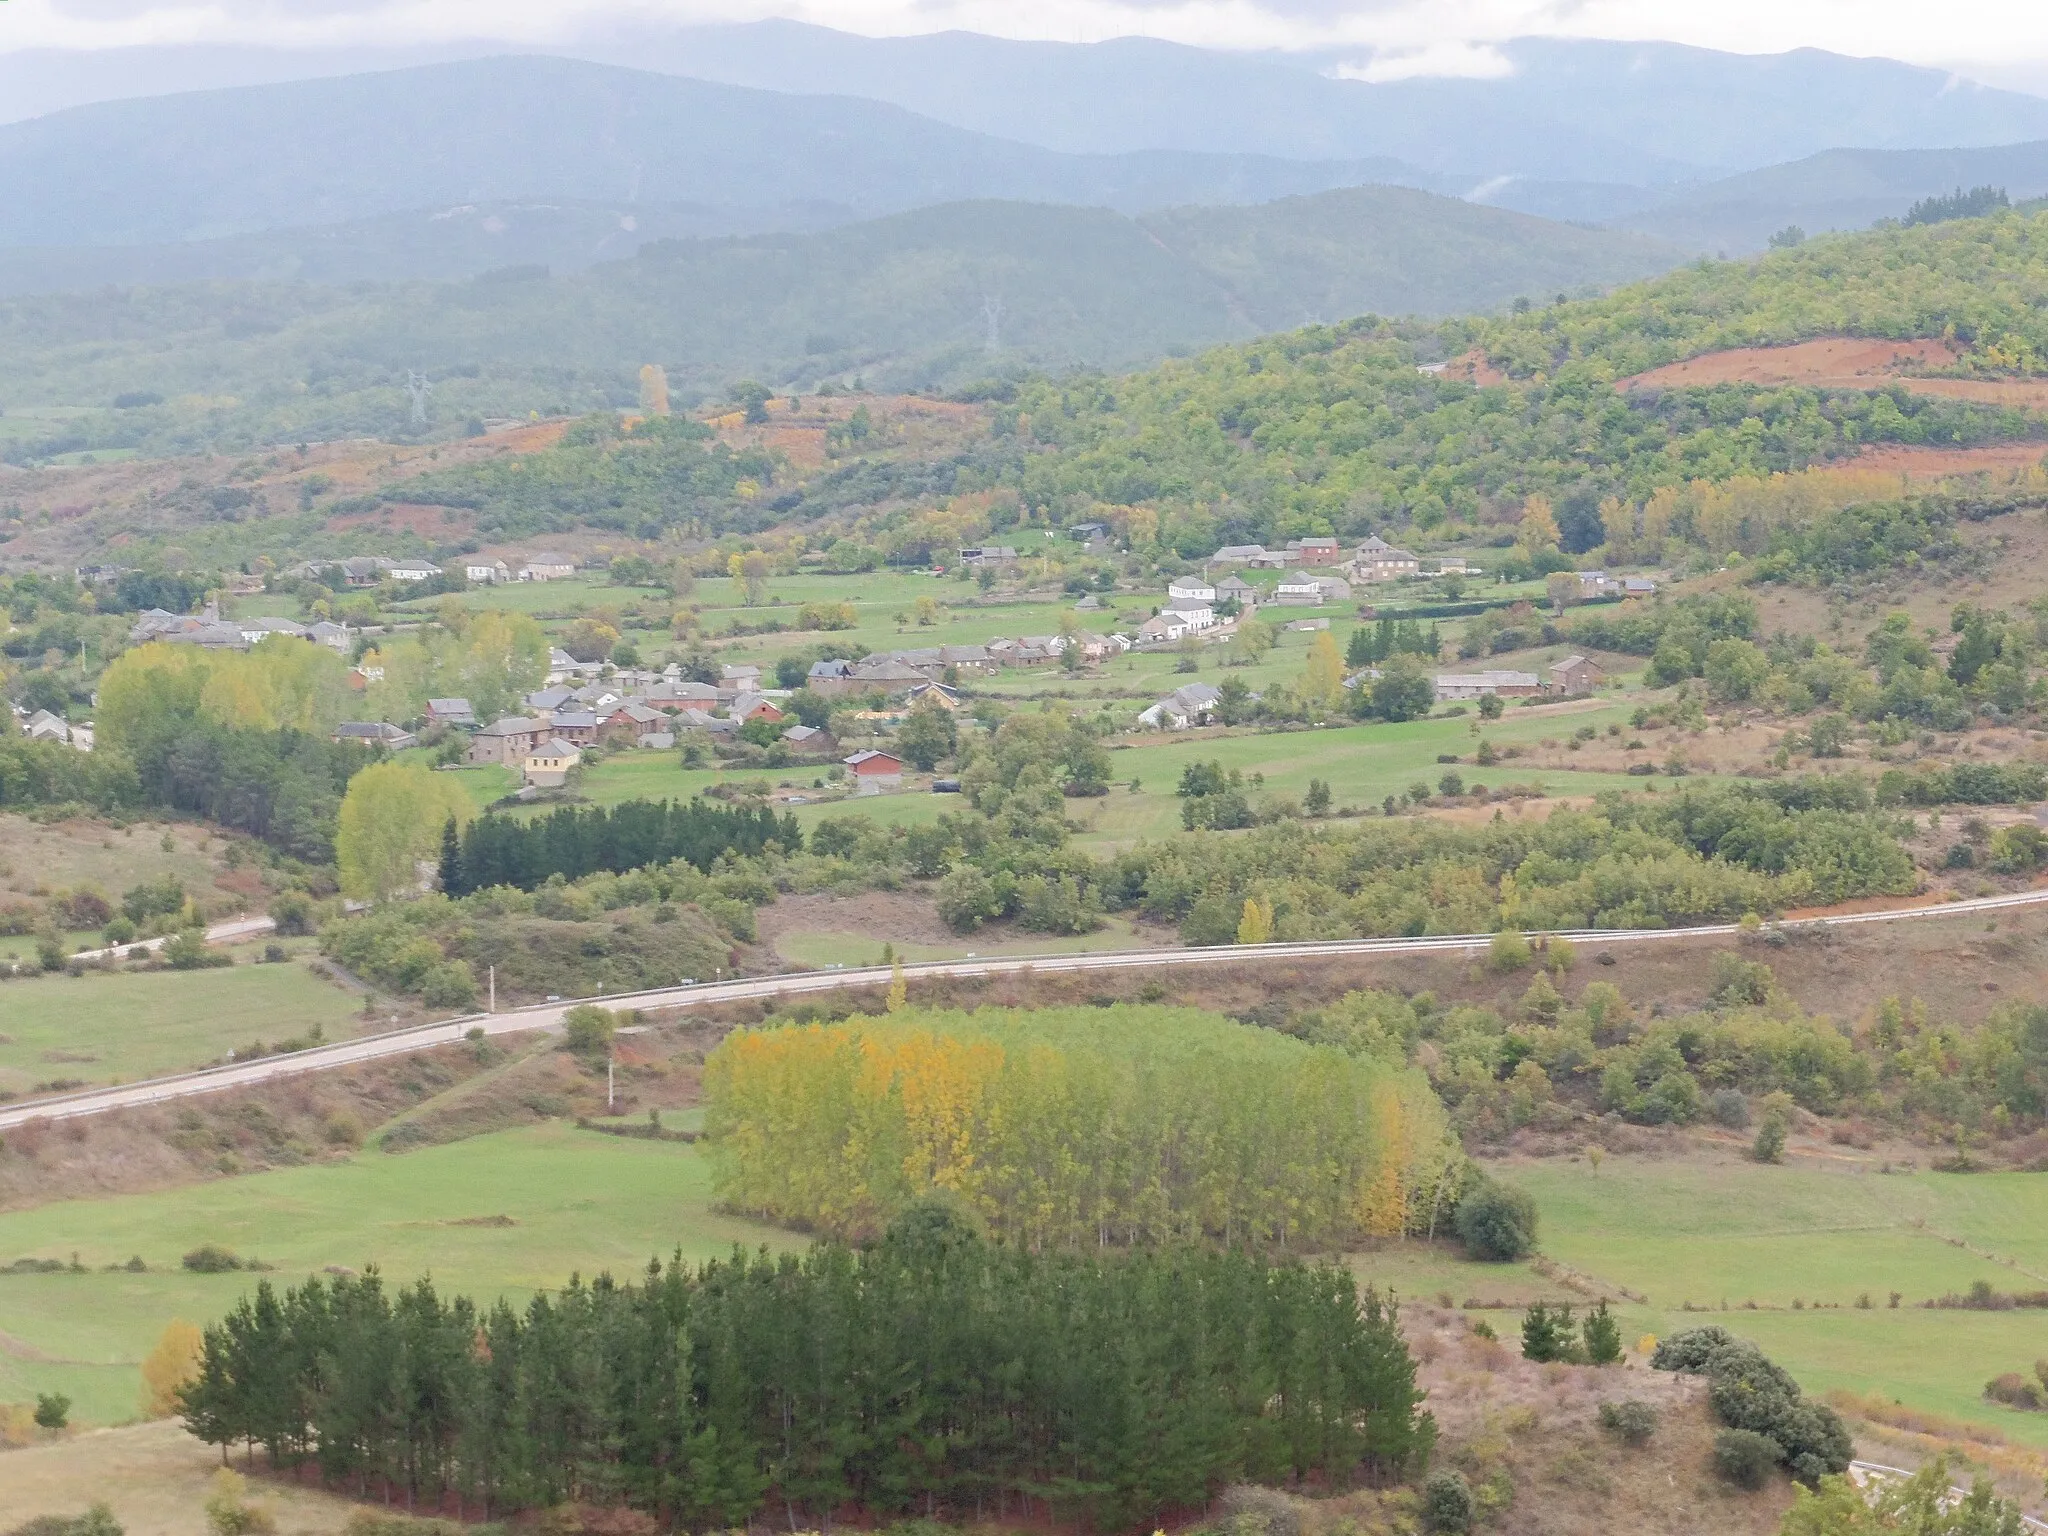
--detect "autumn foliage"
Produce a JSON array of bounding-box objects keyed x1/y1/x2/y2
[{"x1": 703, "y1": 1005, "x2": 1455, "y2": 1249}]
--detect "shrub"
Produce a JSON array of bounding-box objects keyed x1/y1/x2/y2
[
  {"x1": 268, "y1": 891, "x2": 314, "y2": 937},
  {"x1": 33, "y1": 1391, "x2": 70, "y2": 1429},
  {"x1": 1488, "y1": 930, "x2": 1532, "y2": 972},
  {"x1": 1216, "y1": 1484, "x2": 1300, "y2": 1536},
  {"x1": 181, "y1": 1244, "x2": 243, "y2": 1274},
  {"x1": 1655, "y1": 1327, "x2": 1851, "y2": 1484},
  {"x1": 1422, "y1": 1470, "x2": 1475, "y2": 1534},
  {"x1": 1597, "y1": 1399, "x2": 1658, "y2": 1446},
  {"x1": 1752, "y1": 1109, "x2": 1788, "y2": 1163},
  {"x1": 1713, "y1": 1427, "x2": 1781, "y2": 1489},
  {"x1": 1710, "y1": 1088, "x2": 1751, "y2": 1128},
  {"x1": 561, "y1": 1004, "x2": 617, "y2": 1057},
  {"x1": 419, "y1": 960, "x2": 478, "y2": 1010},
  {"x1": 1456, "y1": 1176, "x2": 1538, "y2": 1261}
]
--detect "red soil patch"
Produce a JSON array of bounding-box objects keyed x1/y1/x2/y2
[
  {"x1": 1434, "y1": 350, "x2": 1510, "y2": 386},
  {"x1": 1844, "y1": 441, "x2": 2048, "y2": 476},
  {"x1": 1623, "y1": 336, "x2": 1964, "y2": 390}
]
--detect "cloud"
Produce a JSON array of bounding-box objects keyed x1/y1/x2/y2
[{"x1": 1328, "y1": 40, "x2": 1517, "y2": 82}]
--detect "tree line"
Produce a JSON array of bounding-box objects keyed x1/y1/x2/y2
[
  {"x1": 703, "y1": 1005, "x2": 1457, "y2": 1251},
  {"x1": 181, "y1": 1217, "x2": 1436, "y2": 1526},
  {"x1": 439, "y1": 799, "x2": 802, "y2": 895}
]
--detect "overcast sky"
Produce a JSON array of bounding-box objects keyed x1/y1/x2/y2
[{"x1": 5, "y1": 0, "x2": 2047, "y2": 84}]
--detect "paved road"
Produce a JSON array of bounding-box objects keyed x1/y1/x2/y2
[
  {"x1": 5, "y1": 886, "x2": 2047, "y2": 1132},
  {"x1": 68, "y1": 914, "x2": 277, "y2": 965}
]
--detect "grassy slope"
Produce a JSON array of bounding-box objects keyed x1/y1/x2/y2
[
  {"x1": 0, "y1": 955, "x2": 361, "y2": 1095},
  {"x1": 1522, "y1": 1157, "x2": 2048, "y2": 1446},
  {"x1": 0, "y1": 1124, "x2": 789, "y2": 1424}
]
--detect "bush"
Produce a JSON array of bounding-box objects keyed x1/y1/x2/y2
[
  {"x1": 1654, "y1": 1327, "x2": 1851, "y2": 1484},
  {"x1": 1710, "y1": 1088, "x2": 1751, "y2": 1128},
  {"x1": 1456, "y1": 1176, "x2": 1538, "y2": 1261},
  {"x1": 419, "y1": 960, "x2": 479, "y2": 1010},
  {"x1": 1597, "y1": 1399, "x2": 1658, "y2": 1446},
  {"x1": 1751, "y1": 1109, "x2": 1788, "y2": 1163},
  {"x1": 1422, "y1": 1470, "x2": 1475, "y2": 1534},
  {"x1": 181, "y1": 1244, "x2": 243, "y2": 1273},
  {"x1": 268, "y1": 891, "x2": 314, "y2": 937},
  {"x1": 33, "y1": 1390, "x2": 70, "y2": 1429},
  {"x1": 561, "y1": 1004, "x2": 617, "y2": 1057},
  {"x1": 1216, "y1": 1484, "x2": 1300, "y2": 1536},
  {"x1": 1488, "y1": 929, "x2": 1532, "y2": 972},
  {"x1": 11, "y1": 1509, "x2": 122, "y2": 1536},
  {"x1": 1713, "y1": 1427, "x2": 1781, "y2": 1489}
]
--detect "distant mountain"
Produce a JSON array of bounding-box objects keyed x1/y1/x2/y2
[
  {"x1": 0, "y1": 190, "x2": 1685, "y2": 456},
  {"x1": 0, "y1": 56, "x2": 1426, "y2": 252},
  {"x1": 1618, "y1": 141, "x2": 2048, "y2": 252},
  {"x1": 3, "y1": 26, "x2": 2045, "y2": 192}
]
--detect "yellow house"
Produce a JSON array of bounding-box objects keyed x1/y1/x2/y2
[{"x1": 523, "y1": 736, "x2": 583, "y2": 788}]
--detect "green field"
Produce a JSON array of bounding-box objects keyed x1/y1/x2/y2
[
  {"x1": 1522, "y1": 1157, "x2": 2048, "y2": 1446},
  {"x1": 0, "y1": 956, "x2": 361, "y2": 1095},
  {"x1": 0, "y1": 1125, "x2": 788, "y2": 1423}
]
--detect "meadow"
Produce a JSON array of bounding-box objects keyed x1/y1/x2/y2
[
  {"x1": 5, "y1": 1117, "x2": 2048, "y2": 1451},
  {"x1": 0, "y1": 953, "x2": 362, "y2": 1095}
]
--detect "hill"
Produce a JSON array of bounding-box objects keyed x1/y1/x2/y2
[
  {"x1": 1621, "y1": 140, "x2": 2048, "y2": 252},
  {"x1": 0, "y1": 55, "x2": 1426, "y2": 253},
  {"x1": 0, "y1": 189, "x2": 1685, "y2": 459}
]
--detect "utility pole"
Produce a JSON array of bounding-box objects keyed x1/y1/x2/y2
[{"x1": 488, "y1": 964, "x2": 495, "y2": 1014}]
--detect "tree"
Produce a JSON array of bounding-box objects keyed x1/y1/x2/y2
[
  {"x1": 1705, "y1": 638, "x2": 1772, "y2": 703},
  {"x1": 638, "y1": 362, "x2": 671, "y2": 417},
  {"x1": 1752, "y1": 1107, "x2": 1789, "y2": 1163},
  {"x1": 1545, "y1": 571, "x2": 1579, "y2": 615},
  {"x1": 141, "y1": 1318, "x2": 206, "y2": 1417},
  {"x1": 897, "y1": 703, "x2": 957, "y2": 771},
  {"x1": 1364, "y1": 656, "x2": 1435, "y2": 722},
  {"x1": 1300, "y1": 631, "x2": 1345, "y2": 716},
  {"x1": 336, "y1": 761, "x2": 476, "y2": 902},
  {"x1": 1519, "y1": 494, "x2": 1562, "y2": 552},
  {"x1": 559, "y1": 617, "x2": 619, "y2": 664},
  {"x1": 1477, "y1": 692, "x2": 1504, "y2": 720},
  {"x1": 1781, "y1": 1456, "x2": 2026, "y2": 1535},
  {"x1": 1456, "y1": 1176, "x2": 1538, "y2": 1260},
  {"x1": 1520, "y1": 1301, "x2": 1573, "y2": 1362},
  {"x1": 730, "y1": 551, "x2": 771, "y2": 605},
  {"x1": 561, "y1": 1004, "x2": 617, "y2": 1057},
  {"x1": 1304, "y1": 778, "x2": 1332, "y2": 816},
  {"x1": 1582, "y1": 1300, "x2": 1622, "y2": 1365},
  {"x1": 731, "y1": 380, "x2": 773, "y2": 424},
  {"x1": 1236, "y1": 896, "x2": 1274, "y2": 944},
  {"x1": 34, "y1": 1390, "x2": 71, "y2": 1428}
]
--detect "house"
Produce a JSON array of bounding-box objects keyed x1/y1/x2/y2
[
  {"x1": 783, "y1": 723, "x2": 837, "y2": 754},
  {"x1": 1162, "y1": 597, "x2": 1218, "y2": 631},
  {"x1": 525, "y1": 685, "x2": 576, "y2": 713},
  {"x1": 730, "y1": 693, "x2": 784, "y2": 724},
  {"x1": 333, "y1": 721, "x2": 419, "y2": 751},
  {"x1": 163, "y1": 622, "x2": 252, "y2": 650},
  {"x1": 905, "y1": 681, "x2": 962, "y2": 711},
  {"x1": 676, "y1": 708, "x2": 737, "y2": 740},
  {"x1": 1624, "y1": 576, "x2": 1659, "y2": 595},
  {"x1": 1167, "y1": 577, "x2": 1216, "y2": 605},
  {"x1": 645, "y1": 679, "x2": 721, "y2": 709},
  {"x1": 1276, "y1": 571, "x2": 1350, "y2": 605},
  {"x1": 519, "y1": 554, "x2": 577, "y2": 582},
  {"x1": 466, "y1": 716, "x2": 545, "y2": 765},
  {"x1": 427, "y1": 698, "x2": 477, "y2": 728},
  {"x1": 309, "y1": 621, "x2": 352, "y2": 651},
  {"x1": 1549, "y1": 655, "x2": 1605, "y2": 695},
  {"x1": 845, "y1": 749, "x2": 905, "y2": 791},
  {"x1": 720, "y1": 663, "x2": 763, "y2": 688},
  {"x1": 848, "y1": 658, "x2": 931, "y2": 695},
  {"x1": 959, "y1": 545, "x2": 1019, "y2": 568},
  {"x1": 523, "y1": 738, "x2": 583, "y2": 788},
  {"x1": 1286, "y1": 535, "x2": 1344, "y2": 567},
  {"x1": 1137, "y1": 614, "x2": 1191, "y2": 645},
  {"x1": 1434, "y1": 556, "x2": 1479, "y2": 576},
  {"x1": 1068, "y1": 521, "x2": 1111, "y2": 542},
  {"x1": 465, "y1": 559, "x2": 512, "y2": 585},
  {"x1": 548, "y1": 710, "x2": 601, "y2": 745},
  {"x1": 601, "y1": 703, "x2": 669, "y2": 745},
  {"x1": 127, "y1": 608, "x2": 187, "y2": 642},
  {"x1": 546, "y1": 647, "x2": 603, "y2": 683},
  {"x1": 1207, "y1": 543, "x2": 1269, "y2": 569},
  {"x1": 240, "y1": 616, "x2": 309, "y2": 644},
  {"x1": 1578, "y1": 570, "x2": 1623, "y2": 597},
  {"x1": 938, "y1": 644, "x2": 995, "y2": 676},
  {"x1": 1137, "y1": 682, "x2": 1223, "y2": 730},
  {"x1": 1434, "y1": 670, "x2": 1543, "y2": 701},
  {"x1": 386, "y1": 561, "x2": 442, "y2": 583},
  {"x1": 806, "y1": 658, "x2": 856, "y2": 696},
  {"x1": 23, "y1": 710, "x2": 71, "y2": 745},
  {"x1": 1215, "y1": 574, "x2": 1258, "y2": 608},
  {"x1": 1353, "y1": 536, "x2": 1421, "y2": 583}
]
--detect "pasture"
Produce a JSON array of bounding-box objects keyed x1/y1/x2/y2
[{"x1": 0, "y1": 956, "x2": 361, "y2": 1095}]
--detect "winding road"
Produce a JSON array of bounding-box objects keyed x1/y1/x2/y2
[{"x1": 5, "y1": 886, "x2": 2046, "y2": 1132}]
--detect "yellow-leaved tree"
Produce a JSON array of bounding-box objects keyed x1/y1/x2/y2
[
  {"x1": 336, "y1": 760, "x2": 475, "y2": 901},
  {"x1": 139, "y1": 1318, "x2": 204, "y2": 1418},
  {"x1": 98, "y1": 639, "x2": 350, "y2": 746},
  {"x1": 1518, "y1": 493, "x2": 1562, "y2": 553},
  {"x1": 1299, "y1": 631, "x2": 1345, "y2": 717},
  {"x1": 1236, "y1": 896, "x2": 1274, "y2": 945}
]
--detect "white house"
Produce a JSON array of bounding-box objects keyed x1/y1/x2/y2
[
  {"x1": 1167, "y1": 577, "x2": 1216, "y2": 605},
  {"x1": 1434, "y1": 670, "x2": 1542, "y2": 701},
  {"x1": 1275, "y1": 571, "x2": 1351, "y2": 605},
  {"x1": 1138, "y1": 682, "x2": 1224, "y2": 730},
  {"x1": 465, "y1": 559, "x2": 512, "y2": 585},
  {"x1": 386, "y1": 561, "x2": 442, "y2": 583}
]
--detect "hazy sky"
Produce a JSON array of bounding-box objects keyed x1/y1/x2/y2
[{"x1": 4, "y1": 0, "x2": 2045, "y2": 81}]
